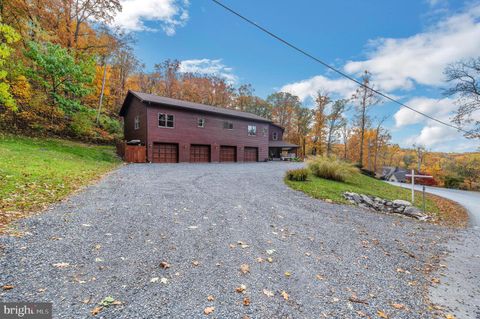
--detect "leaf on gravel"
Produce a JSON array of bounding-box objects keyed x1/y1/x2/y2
[
  {"x1": 94, "y1": 258, "x2": 103, "y2": 262},
  {"x1": 266, "y1": 257, "x2": 273, "y2": 263},
  {"x1": 229, "y1": 244, "x2": 236, "y2": 249},
  {"x1": 280, "y1": 291, "x2": 289, "y2": 300},
  {"x1": 237, "y1": 241, "x2": 250, "y2": 249},
  {"x1": 391, "y1": 303, "x2": 405, "y2": 309},
  {"x1": 91, "y1": 306, "x2": 103, "y2": 316},
  {"x1": 377, "y1": 310, "x2": 389, "y2": 318},
  {"x1": 445, "y1": 314, "x2": 456, "y2": 319},
  {"x1": 160, "y1": 261, "x2": 171, "y2": 269},
  {"x1": 431, "y1": 278, "x2": 441, "y2": 284},
  {"x1": 240, "y1": 264, "x2": 250, "y2": 274},
  {"x1": 305, "y1": 252, "x2": 311, "y2": 257},
  {"x1": 150, "y1": 277, "x2": 159, "y2": 283},
  {"x1": 160, "y1": 277, "x2": 168, "y2": 284},
  {"x1": 2, "y1": 285, "x2": 14, "y2": 290},
  {"x1": 82, "y1": 224, "x2": 92, "y2": 227},
  {"x1": 263, "y1": 289, "x2": 274, "y2": 297},
  {"x1": 94, "y1": 244, "x2": 101, "y2": 250},
  {"x1": 235, "y1": 284, "x2": 247, "y2": 293},
  {"x1": 356, "y1": 310, "x2": 367, "y2": 317},
  {"x1": 315, "y1": 274, "x2": 325, "y2": 280},
  {"x1": 192, "y1": 260, "x2": 200, "y2": 267},
  {"x1": 256, "y1": 257, "x2": 264, "y2": 263},
  {"x1": 243, "y1": 297, "x2": 251, "y2": 306},
  {"x1": 99, "y1": 296, "x2": 115, "y2": 307},
  {"x1": 52, "y1": 262, "x2": 70, "y2": 268},
  {"x1": 188, "y1": 225, "x2": 198, "y2": 229},
  {"x1": 266, "y1": 249, "x2": 275, "y2": 255},
  {"x1": 284, "y1": 272, "x2": 292, "y2": 277},
  {"x1": 348, "y1": 295, "x2": 368, "y2": 305},
  {"x1": 396, "y1": 268, "x2": 405, "y2": 273},
  {"x1": 204, "y1": 306, "x2": 215, "y2": 315},
  {"x1": 207, "y1": 295, "x2": 215, "y2": 301}
]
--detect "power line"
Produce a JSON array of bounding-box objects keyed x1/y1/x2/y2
[{"x1": 211, "y1": 0, "x2": 472, "y2": 135}]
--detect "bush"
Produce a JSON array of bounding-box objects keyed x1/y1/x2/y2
[
  {"x1": 286, "y1": 168, "x2": 309, "y2": 181},
  {"x1": 308, "y1": 156, "x2": 358, "y2": 182},
  {"x1": 444, "y1": 175, "x2": 463, "y2": 189}
]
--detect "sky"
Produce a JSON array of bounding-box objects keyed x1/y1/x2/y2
[{"x1": 111, "y1": 0, "x2": 480, "y2": 152}]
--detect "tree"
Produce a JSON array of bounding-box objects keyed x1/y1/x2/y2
[
  {"x1": 293, "y1": 107, "x2": 313, "y2": 157},
  {"x1": 25, "y1": 41, "x2": 95, "y2": 118},
  {"x1": 413, "y1": 144, "x2": 427, "y2": 172},
  {"x1": 444, "y1": 58, "x2": 480, "y2": 138},
  {"x1": 311, "y1": 91, "x2": 330, "y2": 155},
  {"x1": 372, "y1": 117, "x2": 390, "y2": 172},
  {"x1": 267, "y1": 92, "x2": 301, "y2": 140},
  {"x1": 325, "y1": 99, "x2": 348, "y2": 157},
  {"x1": 352, "y1": 71, "x2": 381, "y2": 167},
  {"x1": 0, "y1": 20, "x2": 21, "y2": 111},
  {"x1": 340, "y1": 123, "x2": 350, "y2": 160}
]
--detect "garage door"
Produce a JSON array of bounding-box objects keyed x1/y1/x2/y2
[
  {"x1": 190, "y1": 144, "x2": 210, "y2": 162},
  {"x1": 152, "y1": 143, "x2": 178, "y2": 163},
  {"x1": 220, "y1": 146, "x2": 236, "y2": 162},
  {"x1": 244, "y1": 147, "x2": 258, "y2": 162}
]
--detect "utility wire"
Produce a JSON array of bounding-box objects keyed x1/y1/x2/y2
[{"x1": 211, "y1": 0, "x2": 472, "y2": 135}]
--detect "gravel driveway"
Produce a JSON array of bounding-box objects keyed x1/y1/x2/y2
[{"x1": 1, "y1": 163, "x2": 455, "y2": 318}]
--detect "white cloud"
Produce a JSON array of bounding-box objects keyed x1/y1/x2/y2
[
  {"x1": 113, "y1": 0, "x2": 189, "y2": 34},
  {"x1": 280, "y1": 75, "x2": 356, "y2": 102},
  {"x1": 394, "y1": 97, "x2": 456, "y2": 127},
  {"x1": 179, "y1": 59, "x2": 238, "y2": 83},
  {"x1": 344, "y1": 4, "x2": 480, "y2": 91}
]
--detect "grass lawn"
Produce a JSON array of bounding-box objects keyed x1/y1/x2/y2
[
  {"x1": 286, "y1": 172, "x2": 468, "y2": 227},
  {"x1": 0, "y1": 135, "x2": 121, "y2": 232}
]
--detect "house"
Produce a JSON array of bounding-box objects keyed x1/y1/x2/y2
[
  {"x1": 119, "y1": 91, "x2": 298, "y2": 163},
  {"x1": 381, "y1": 166, "x2": 408, "y2": 183}
]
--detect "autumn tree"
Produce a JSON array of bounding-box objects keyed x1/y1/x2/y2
[
  {"x1": 444, "y1": 58, "x2": 480, "y2": 138},
  {"x1": 267, "y1": 92, "x2": 301, "y2": 140},
  {"x1": 413, "y1": 144, "x2": 427, "y2": 172},
  {"x1": 352, "y1": 71, "x2": 381, "y2": 167},
  {"x1": 325, "y1": 99, "x2": 348, "y2": 157},
  {"x1": 0, "y1": 19, "x2": 20, "y2": 110},
  {"x1": 292, "y1": 107, "x2": 313, "y2": 157},
  {"x1": 311, "y1": 91, "x2": 330, "y2": 155}
]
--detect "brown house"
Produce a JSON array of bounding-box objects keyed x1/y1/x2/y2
[{"x1": 119, "y1": 91, "x2": 298, "y2": 163}]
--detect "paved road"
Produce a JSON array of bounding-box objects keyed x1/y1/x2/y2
[
  {"x1": 0, "y1": 164, "x2": 457, "y2": 318},
  {"x1": 390, "y1": 182, "x2": 480, "y2": 319},
  {"x1": 388, "y1": 182, "x2": 480, "y2": 227}
]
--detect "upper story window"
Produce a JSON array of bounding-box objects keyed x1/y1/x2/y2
[
  {"x1": 159, "y1": 113, "x2": 174, "y2": 128},
  {"x1": 198, "y1": 118, "x2": 205, "y2": 128},
  {"x1": 272, "y1": 132, "x2": 278, "y2": 140},
  {"x1": 223, "y1": 121, "x2": 233, "y2": 130},
  {"x1": 248, "y1": 125, "x2": 257, "y2": 136},
  {"x1": 134, "y1": 115, "x2": 140, "y2": 130}
]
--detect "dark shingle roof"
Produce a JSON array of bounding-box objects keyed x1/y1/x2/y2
[
  {"x1": 120, "y1": 90, "x2": 272, "y2": 123},
  {"x1": 268, "y1": 140, "x2": 299, "y2": 148}
]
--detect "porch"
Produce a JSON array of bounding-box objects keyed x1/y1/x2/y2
[{"x1": 268, "y1": 141, "x2": 299, "y2": 161}]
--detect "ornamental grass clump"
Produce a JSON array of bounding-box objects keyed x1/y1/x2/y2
[
  {"x1": 307, "y1": 157, "x2": 358, "y2": 182},
  {"x1": 285, "y1": 168, "x2": 309, "y2": 181}
]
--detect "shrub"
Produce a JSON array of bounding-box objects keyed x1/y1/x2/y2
[
  {"x1": 286, "y1": 168, "x2": 309, "y2": 181},
  {"x1": 308, "y1": 156, "x2": 358, "y2": 182}
]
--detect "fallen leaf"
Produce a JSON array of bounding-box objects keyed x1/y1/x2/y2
[
  {"x1": 431, "y1": 278, "x2": 441, "y2": 284},
  {"x1": 263, "y1": 289, "x2": 274, "y2": 297},
  {"x1": 280, "y1": 290, "x2": 289, "y2": 300},
  {"x1": 348, "y1": 296, "x2": 369, "y2": 305},
  {"x1": 91, "y1": 306, "x2": 103, "y2": 316},
  {"x1": 266, "y1": 257, "x2": 273, "y2": 263},
  {"x1": 160, "y1": 261, "x2": 170, "y2": 269},
  {"x1": 150, "y1": 277, "x2": 159, "y2": 283},
  {"x1": 192, "y1": 260, "x2": 200, "y2": 267},
  {"x1": 396, "y1": 268, "x2": 405, "y2": 273},
  {"x1": 229, "y1": 244, "x2": 236, "y2": 249},
  {"x1": 207, "y1": 295, "x2": 215, "y2": 301},
  {"x1": 99, "y1": 296, "x2": 115, "y2": 307},
  {"x1": 240, "y1": 264, "x2": 250, "y2": 274},
  {"x1": 2, "y1": 285, "x2": 14, "y2": 291},
  {"x1": 160, "y1": 277, "x2": 168, "y2": 284},
  {"x1": 256, "y1": 257, "x2": 264, "y2": 263},
  {"x1": 391, "y1": 303, "x2": 405, "y2": 309},
  {"x1": 235, "y1": 284, "x2": 247, "y2": 293},
  {"x1": 243, "y1": 297, "x2": 250, "y2": 306},
  {"x1": 284, "y1": 271, "x2": 292, "y2": 277},
  {"x1": 204, "y1": 306, "x2": 215, "y2": 315},
  {"x1": 305, "y1": 252, "x2": 311, "y2": 257},
  {"x1": 315, "y1": 274, "x2": 325, "y2": 280},
  {"x1": 356, "y1": 310, "x2": 367, "y2": 317},
  {"x1": 377, "y1": 310, "x2": 388, "y2": 318},
  {"x1": 445, "y1": 314, "x2": 456, "y2": 319},
  {"x1": 52, "y1": 262, "x2": 70, "y2": 268},
  {"x1": 266, "y1": 249, "x2": 276, "y2": 255}
]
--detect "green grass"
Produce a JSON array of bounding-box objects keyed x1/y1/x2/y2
[
  {"x1": 285, "y1": 172, "x2": 440, "y2": 214},
  {"x1": 0, "y1": 135, "x2": 121, "y2": 229}
]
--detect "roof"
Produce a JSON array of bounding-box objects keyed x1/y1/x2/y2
[
  {"x1": 270, "y1": 123, "x2": 285, "y2": 131},
  {"x1": 269, "y1": 140, "x2": 299, "y2": 148},
  {"x1": 120, "y1": 90, "x2": 272, "y2": 123}
]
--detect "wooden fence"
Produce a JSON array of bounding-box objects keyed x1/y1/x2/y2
[{"x1": 116, "y1": 142, "x2": 146, "y2": 163}]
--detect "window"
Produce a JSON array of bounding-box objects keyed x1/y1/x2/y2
[
  {"x1": 223, "y1": 121, "x2": 233, "y2": 129},
  {"x1": 159, "y1": 113, "x2": 174, "y2": 128},
  {"x1": 198, "y1": 118, "x2": 205, "y2": 128},
  {"x1": 272, "y1": 132, "x2": 278, "y2": 140},
  {"x1": 134, "y1": 115, "x2": 140, "y2": 130},
  {"x1": 248, "y1": 125, "x2": 257, "y2": 136}
]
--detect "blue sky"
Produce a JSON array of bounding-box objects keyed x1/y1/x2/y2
[{"x1": 112, "y1": 0, "x2": 480, "y2": 152}]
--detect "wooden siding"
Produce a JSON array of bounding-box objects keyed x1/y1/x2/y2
[
  {"x1": 123, "y1": 97, "x2": 148, "y2": 144},
  {"x1": 269, "y1": 125, "x2": 284, "y2": 141},
  {"x1": 144, "y1": 103, "x2": 270, "y2": 163}
]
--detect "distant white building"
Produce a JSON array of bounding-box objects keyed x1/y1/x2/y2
[{"x1": 381, "y1": 166, "x2": 407, "y2": 183}]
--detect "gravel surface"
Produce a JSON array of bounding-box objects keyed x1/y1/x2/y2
[{"x1": 0, "y1": 163, "x2": 456, "y2": 318}]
